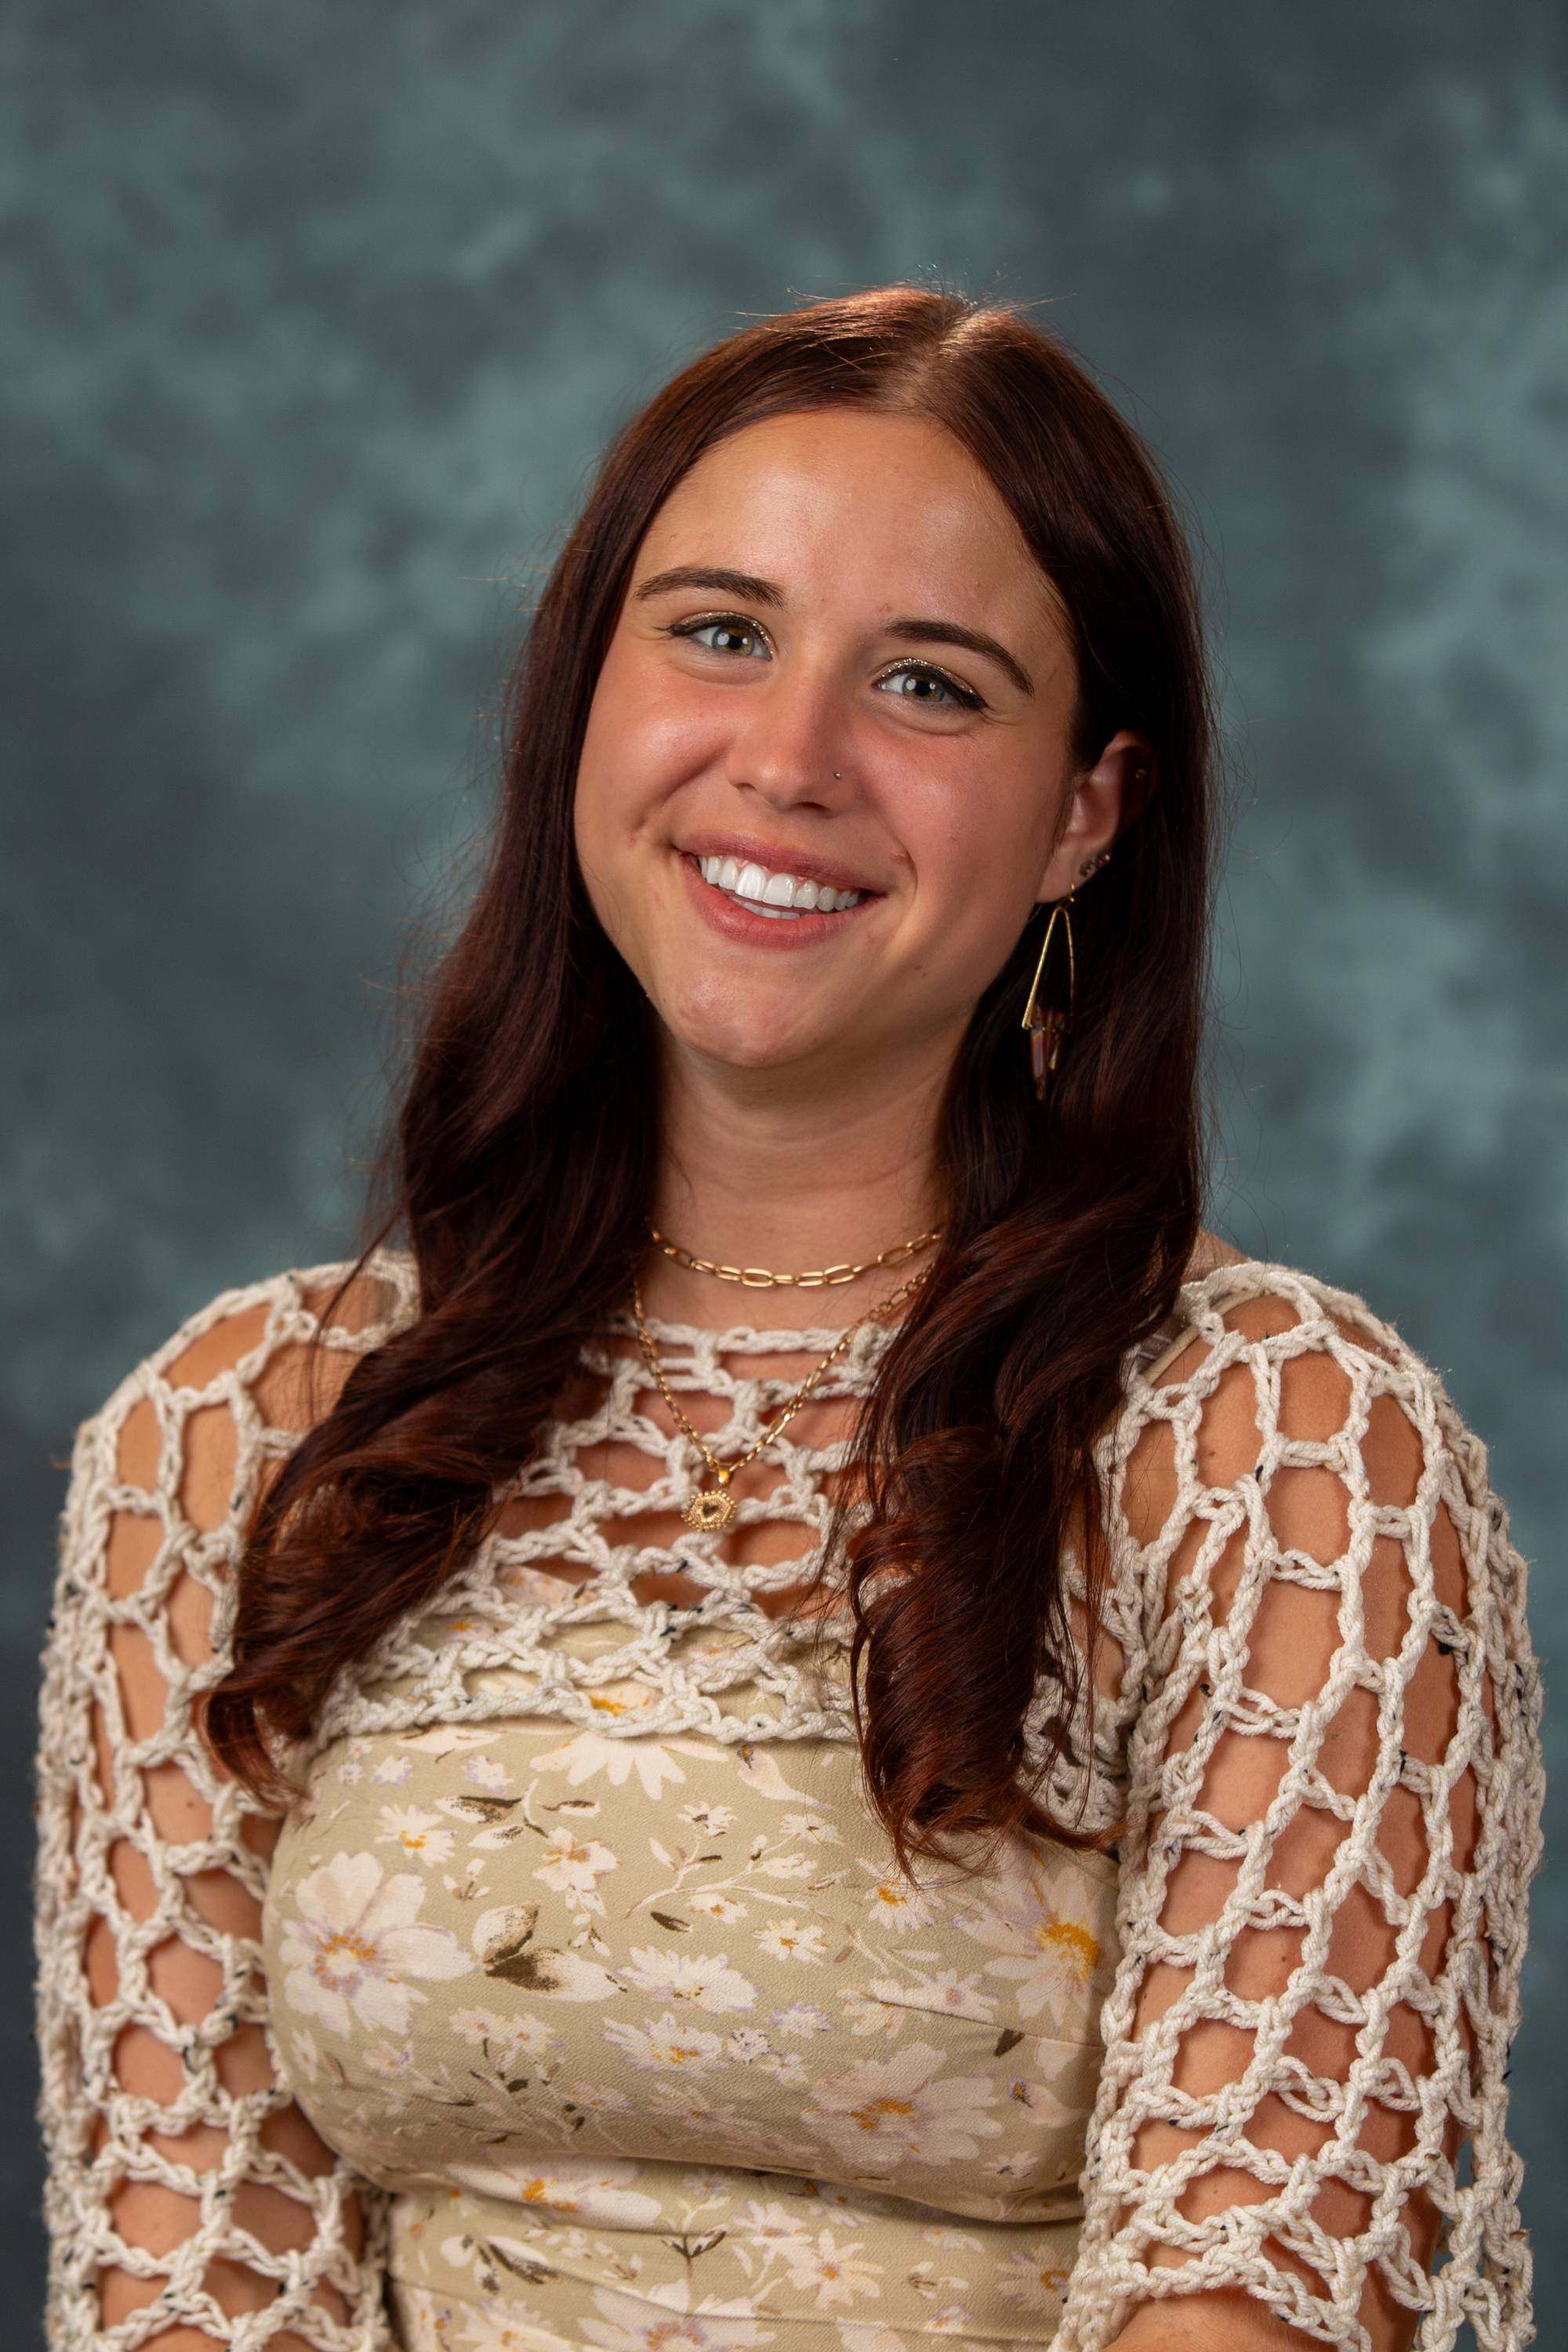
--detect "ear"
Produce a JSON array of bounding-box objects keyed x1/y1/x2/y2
[{"x1": 1034, "y1": 729, "x2": 1152, "y2": 902}]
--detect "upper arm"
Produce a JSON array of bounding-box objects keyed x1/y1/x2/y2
[
  {"x1": 38, "y1": 1263, "x2": 405, "y2": 2349},
  {"x1": 1061, "y1": 1280, "x2": 1544, "y2": 2352}
]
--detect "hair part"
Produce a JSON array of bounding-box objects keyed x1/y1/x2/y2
[{"x1": 204, "y1": 284, "x2": 1217, "y2": 1869}]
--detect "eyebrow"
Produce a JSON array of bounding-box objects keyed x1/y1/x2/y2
[
  {"x1": 634, "y1": 564, "x2": 783, "y2": 608},
  {"x1": 632, "y1": 566, "x2": 1035, "y2": 697}
]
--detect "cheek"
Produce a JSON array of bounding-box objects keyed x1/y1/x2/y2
[
  {"x1": 577, "y1": 647, "x2": 720, "y2": 836},
  {"x1": 898, "y1": 765, "x2": 1061, "y2": 931}
]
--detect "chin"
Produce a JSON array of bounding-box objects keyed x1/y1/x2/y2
[{"x1": 660, "y1": 979, "x2": 839, "y2": 1074}]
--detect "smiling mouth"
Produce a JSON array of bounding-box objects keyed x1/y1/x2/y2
[{"x1": 688, "y1": 852, "x2": 869, "y2": 921}]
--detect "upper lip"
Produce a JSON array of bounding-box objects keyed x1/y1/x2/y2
[{"x1": 677, "y1": 832, "x2": 885, "y2": 897}]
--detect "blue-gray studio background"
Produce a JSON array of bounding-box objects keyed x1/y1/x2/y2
[{"x1": 5, "y1": 2, "x2": 1565, "y2": 2341}]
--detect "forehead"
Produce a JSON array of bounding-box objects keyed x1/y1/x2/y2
[{"x1": 634, "y1": 408, "x2": 1067, "y2": 637}]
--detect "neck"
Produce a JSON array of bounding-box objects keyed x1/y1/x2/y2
[{"x1": 642, "y1": 1033, "x2": 953, "y2": 1330}]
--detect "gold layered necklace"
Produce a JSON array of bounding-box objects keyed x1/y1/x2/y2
[
  {"x1": 648, "y1": 1224, "x2": 943, "y2": 1290},
  {"x1": 630, "y1": 1250, "x2": 935, "y2": 1532}
]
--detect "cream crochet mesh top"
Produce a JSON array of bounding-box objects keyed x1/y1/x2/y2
[{"x1": 34, "y1": 1247, "x2": 1544, "y2": 2352}]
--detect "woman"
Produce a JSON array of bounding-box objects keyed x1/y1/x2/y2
[{"x1": 35, "y1": 287, "x2": 1543, "y2": 2352}]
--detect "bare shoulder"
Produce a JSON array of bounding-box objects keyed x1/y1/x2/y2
[{"x1": 1138, "y1": 1232, "x2": 1427, "y2": 1394}]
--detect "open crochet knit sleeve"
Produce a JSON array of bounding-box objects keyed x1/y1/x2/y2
[
  {"x1": 34, "y1": 1261, "x2": 417, "y2": 2350},
  {"x1": 1057, "y1": 1266, "x2": 1545, "y2": 2352}
]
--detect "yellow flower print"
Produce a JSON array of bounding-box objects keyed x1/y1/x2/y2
[
  {"x1": 780, "y1": 2227, "x2": 882, "y2": 2310},
  {"x1": 279, "y1": 1852, "x2": 466, "y2": 2038},
  {"x1": 756, "y1": 1919, "x2": 826, "y2": 1964},
  {"x1": 955, "y1": 1849, "x2": 1116, "y2": 2026},
  {"x1": 808, "y1": 2042, "x2": 1000, "y2": 2170},
  {"x1": 603, "y1": 2012, "x2": 724, "y2": 2073},
  {"x1": 377, "y1": 1805, "x2": 456, "y2": 1866}
]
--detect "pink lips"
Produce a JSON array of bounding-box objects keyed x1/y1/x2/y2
[{"x1": 677, "y1": 849, "x2": 876, "y2": 949}]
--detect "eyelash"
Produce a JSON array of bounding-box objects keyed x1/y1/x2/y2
[{"x1": 664, "y1": 614, "x2": 986, "y2": 712}]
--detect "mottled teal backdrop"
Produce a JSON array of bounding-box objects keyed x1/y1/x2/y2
[{"x1": 6, "y1": 2, "x2": 1564, "y2": 2339}]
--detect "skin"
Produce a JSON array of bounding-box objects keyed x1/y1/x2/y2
[{"x1": 574, "y1": 405, "x2": 1147, "y2": 1330}]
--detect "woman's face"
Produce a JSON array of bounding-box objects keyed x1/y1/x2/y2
[{"x1": 574, "y1": 406, "x2": 1138, "y2": 1084}]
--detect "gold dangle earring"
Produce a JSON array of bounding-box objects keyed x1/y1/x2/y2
[{"x1": 1021, "y1": 889, "x2": 1077, "y2": 1102}]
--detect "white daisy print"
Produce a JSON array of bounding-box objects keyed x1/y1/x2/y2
[
  {"x1": 862, "y1": 1968, "x2": 996, "y2": 2021},
  {"x1": 782, "y1": 1813, "x2": 841, "y2": 1845},
  {"x1": 283, "y1": 2026, "x2": 321, "y2": 2082},
  {"x1": 956, "y1": 1856, "x2": 1112, "y2": 2024},
  {"x1": 995, "y1": 2245, "x2": 1071, "y2": 2309},
  {"x1": 532, "y1": 1826, "x2": 619, "y2": 1896},
  {"x1": 856, "y1": 1862, "x2": 939, "y2": 1933},
  {"x1": 771, "y1": 2002, "x2": 832, "y2": 2037},
  {"x1": 448, "y1": 2155, "x2": 662, "y2": 2229},
  {"x1": 808, "y1": 2042, "x2": 1001, "y2": 2169},
  {"x1": 648, "y1": 2083, "x2": 753, "y2": 2136},
  {"x1": 450, "y1": 2007, "x2": 560, "y2": 2060},
  {"x1": 751, "y1": 2048, "x2": 808, "y2": 2085},
  {"x1": 531, "y1": 1729, "x2": 688, "y2": 1801},
  {"x1": 680, "y1": 1802, "x2": 736, "y2": 1835},
  {"x1": 615, "y1": 1945, "x2": 756, "y2": 2013},
  {"x1": 680, "y1": 2167, "x2": 737, "y2": 2201},
  {"x1": 464, "y1": 1753, "x2": 510, "y2": 1792},
  {"x1": 781, "y1": 2228, "x2": 882, "y2": 2310},
  {"x1": 377, "y1": 1805, "x2": 456, "y2": 1866},
  {"x1": 735, "y1": 2198, "x2": 813, "y2": 2249},
  {"x1": 603, "y1": 2011, "x2": 724, "y2": 2074},
  {"x1": 579, "y1": 2278, "x2": 774, "y2": 2352},
  {"x1": 370, "y1": 1754, "x2": 413, "y2": 1787},
  {"x1": 756, "y1": 1918, "x2": 826, "y2": 1964},
  {"x1": 450, "y1": 2006, "x2": 511, "y2": 2047},
  {"x1": 837, "y1": 1987, "x2": 902, "y2": 2040},
  {"x1": 564, "y1": 2079, "x2": 633, "y2": 2117},
  {"x1": 690, "y1": 1892, "x2": 746, "y2": 1924},
  {"x1": 279, "y1": 1853, "x2": 465, "y2": 2038}
]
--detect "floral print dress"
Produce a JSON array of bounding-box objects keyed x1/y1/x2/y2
[{"x1": 263, "y1": 1607, "x2": 1123, "y2": 2352}]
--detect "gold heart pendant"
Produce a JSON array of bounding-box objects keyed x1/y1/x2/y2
[{"x1": 683, "y1": 1487, "x2": 737, "y2": 1532}]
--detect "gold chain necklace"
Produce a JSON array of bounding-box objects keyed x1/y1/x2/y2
[
  {"x1": 648, "y1": 1223, "x2": 942, "y2": 1289},
  {"x1": 630, "y1": 1263, "x2": 931, "y2": 1531}
]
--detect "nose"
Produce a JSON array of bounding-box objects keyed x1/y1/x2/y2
[{"x1": 723, "y1": 665, "x2": 858, "y2": 816}]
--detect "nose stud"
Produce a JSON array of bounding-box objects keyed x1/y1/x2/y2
[{"x1": 833, "y1": 771, "x2": 842, "y2": 779}]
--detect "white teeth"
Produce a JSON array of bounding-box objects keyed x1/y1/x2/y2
[{"x1": 691, "y1": 852, "x2": 865, "y2": 915}]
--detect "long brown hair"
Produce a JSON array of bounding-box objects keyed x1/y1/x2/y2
[{"x1": 204, "y1": 285, "x2": 1217, "y2": 1867}]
